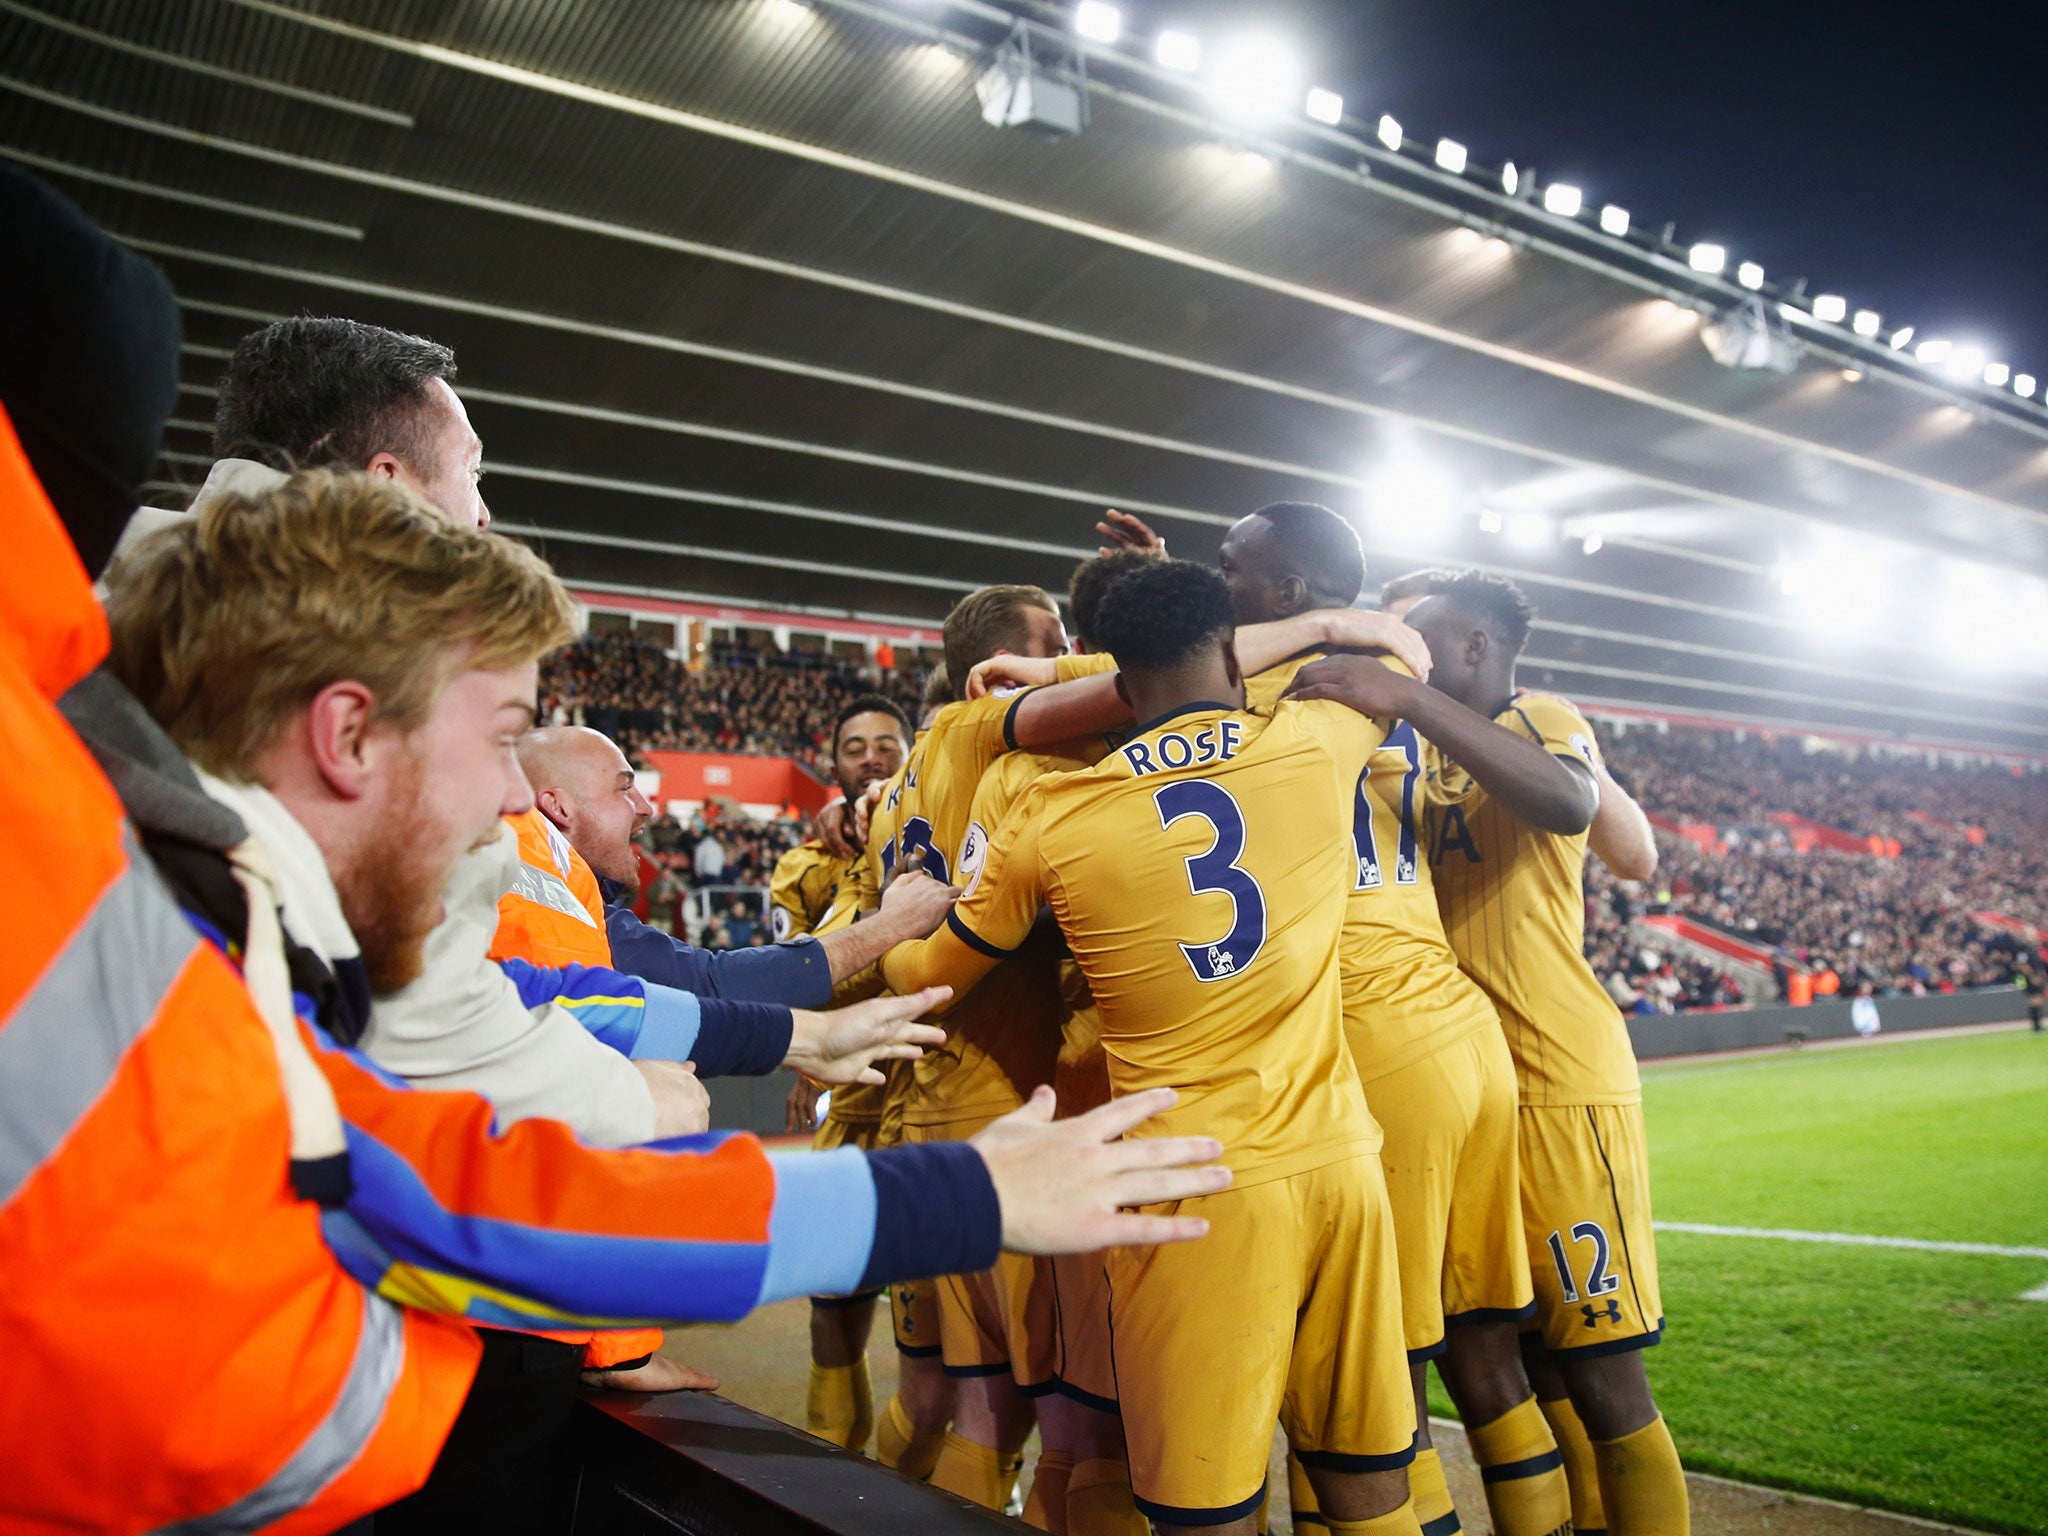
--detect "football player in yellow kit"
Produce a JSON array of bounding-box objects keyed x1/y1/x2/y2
[
  {"x1": 886, "y1": 560, "x2": 1421, "y2": 1536},
  {"x1": 1286, "y1": 570, "x2": 1689, "y2": 1536},
  {"x1": 770, "y1": 694, "x2": 915, "y2": 1456}
]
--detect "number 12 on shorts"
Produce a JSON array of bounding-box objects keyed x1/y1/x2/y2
[{"x1": 1545, "y1": 1221, "x2": 1619, "y2": 1304}]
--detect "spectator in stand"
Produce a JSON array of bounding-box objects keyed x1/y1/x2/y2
[{"x1": 694, "y1": 823, "x2": 728, "y2": 885}]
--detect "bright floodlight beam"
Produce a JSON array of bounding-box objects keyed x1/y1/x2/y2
[
  {"x1": 1501, "y1": 160, "x2": 1519, "y2": 195},
  {"x1": 1506, "y1": 512, "x2": 1554, "y2": 550},
  {"x1": 1853, "y1": 309, "x2": 1882, "y2": 337},
  {"x1": 1812, "y1": 294, "x2": 1847, "y2": 323},
  {"x1": 1477, "y1": 508, "x2": 1503, "y2": 534},
  {"x1": 1984, "y1": 362, "x2": 2011, "y2": 388},
  {"x1": 1377, "y1": 114, "x2": 1402, "y2": 151},
  {"x1": 1073, "y1": 1, "x2": 1119, "y2": 43},
  {"x1": 1690, "y1": 243, "x2": 1727, "y2": 274},
  {"x1": 1542, "y1": 183, "x2": 1582, "y2": 217},
  {"x1": 1890, "y1": 326, "x2": 1915, "y2": 351},
  {"x1": 1156, "y1": 29, "x2": 1199, "y2": 70},
  {"x1": 2015, "y1": 373, "x2": 2038, "y2": 399},
  {"x1": 1916, "y1": 337, "x2": 1952, "y2": 364},
  {"x1": 1305, "y1": 87, "x2": 1343, "y2": 125},
  {"x1": 1435, "y1": 138, "x2": 1467, "y2": 173},
  {"x1": 1211, "y1": 35, "x2": 1296, "y2": 119},
  {"x1": 1599, "y1": 204, "x2": 1629, "y2": 236},
  {"x1": 1736, "y1": 261, "x2": 1764, "y2": 290}
]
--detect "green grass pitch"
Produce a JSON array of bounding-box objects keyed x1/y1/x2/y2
[{"x1": 1428, "y1": 1028, "x2": 2048, "y2": 1535}]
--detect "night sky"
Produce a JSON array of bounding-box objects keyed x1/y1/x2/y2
[{"x1": 1114, "y1": 0, "x2": 2048, "y2": 375}]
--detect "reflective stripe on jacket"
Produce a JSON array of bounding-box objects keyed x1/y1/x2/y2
[{"x1": 491, "y1": 807, "x2": 615, "y2": 972}]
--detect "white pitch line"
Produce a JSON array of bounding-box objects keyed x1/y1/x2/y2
[
  {"x1": 1658, "y1": 1222, "x2": 2048, "y2": 1300},
  {"x1": 1656, "y1": 1221, "x2": 2048, "y2": 1260}
]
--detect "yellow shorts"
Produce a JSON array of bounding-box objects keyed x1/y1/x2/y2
[
  {"x1": 1519, "y1": 1102, "x2": 1664, "y2": 1357},
  {"x1": 1365, "y1": 1024, "x2": 1535, "y2": 1358},
  {"x1": 810, "y1": 1111, "x2": 883, "y2": 1155},
  {"x1": 890, "y1": 1276, "x2": 942, "y2": 1359},
  {"x1": 1023, "y1": 1251, "x2": 1119, "y2": 1411},
  {"x1": 901, "y1": 1118, "x2": 1057, "y2": 1388},
  {"x1": 1108, "y1": 1155, "x2": 1416, "y2": 1525}
]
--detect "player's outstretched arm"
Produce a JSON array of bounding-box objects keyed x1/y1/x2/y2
[
  {"x1": 786, "y1": 986, "x2": 950, "y2": 1086},
  {"x1": 1284, "y1": 655, "x2": 1597, "y2": 835},
  {"x1": 1588, "y1": 765, "x2": 1659, "y2": 882},
  {"x1": 973, "y1": 1086, "x2": 1226, "y2": 1252},
  {"x1": 1233, "y1": 609, "x2": 1433, "y2": 681},
  {"x1": 880, "y1": 920, "x2": 1004, "y2": 1006},
  {"x1": 815, "y1": 869, "x2": 960, "y2": 982}
]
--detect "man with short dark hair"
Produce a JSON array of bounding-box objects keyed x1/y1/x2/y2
[
  {"x1": 211, "y1": 315, "x2": 488, "y2": 527},
  {"x1": 1286, "y1": 570, "x2": 1689, "y2": 1536}
]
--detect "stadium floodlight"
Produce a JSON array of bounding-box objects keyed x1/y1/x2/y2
[
  {"x1": 1506, "y1": 511, "x2": 1554, "y2": 549},
  {"x1": 1212, "y1": 35, "x2": 1297, "y2": 119},
  {"x1": 1501, "y1": 161, "x2": 1519, "y2": 195},
  {"x1": 976, "y1": 22, "x2": 1088, "y2": 135},
  {"x1": 1984, "y1": 362, "x2": 2011, "y2": 388},
  {"x1": 1073, "y1": 2, "x2": 1120, "y2": 43},
  {"x1": 1377, "y1": 114, "x2": 1402, "y2": 151},
  {"x1": 1542, "y1": 183, "x2": 1582, "y2": 217},
  {"x1": 1945, "y1": 345, "x2": 1986, "y2": 381},
  {"x1": 2017, "y1": 373, "x2": 2038, "y2": 399},
  {"x1": 1477, "y1": 508, "x2": 1504, "y2": 534},
  {"x1": 1736, "y1": 261, "x2": 1764, "y2": 290},
  {"x1": 1812, "y1": 294, "x2": 1847, "y2": 323},
  {"x1": 1599, "y1": 203, "x2": 1629, "y2": 236},
  {"x1": 1155, "y1": 29, "x2": 1200, "y2": 70},
  {"x1": 1434, "y1": 138, "x2": 1467, "y2": 173},
  {"x1": 1690, "y1": 243, "x2": 1727, "y2": 275},
  {"x1": 1701, "y1": 296, "x2": 1797, "y2": 373},
  {"x1": 1582, "y1": 533, "x2": 1603, "y2": 555},
  {"x1": 1305, "y1": 87, "x2": 1343, "y2": 125},
  {"x1": 1890, "y1": 326, "x2": 1914, "y2": 351},
  {"x1": 1915, "y1": 337, "x2": 1951, "y2": 365},
  {"x1": 1853, "y1": 309, "x2": 1881, "y2": 337}
]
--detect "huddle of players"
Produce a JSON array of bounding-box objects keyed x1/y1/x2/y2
[{"x1": 769, "y1": 503, "x2": 1689, "y2": 1536}]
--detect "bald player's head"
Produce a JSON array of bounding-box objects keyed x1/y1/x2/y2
[
  {"x1": 519, "y1": 725, "x2": 653, "y2": 884},
  {"x1": 1215, "y1": 501, "x2": 1365, "y2": 626}
]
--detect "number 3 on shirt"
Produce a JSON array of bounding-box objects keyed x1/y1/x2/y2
[{"x1": 1154, "y1": 779, "x2": 1267, "y2": 982}]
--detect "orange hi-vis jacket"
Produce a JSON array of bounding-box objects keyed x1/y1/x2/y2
[
  {"x1": 489, "y1": 806, "x2": 664, "y2": 1368},
  {"x1": 491, "y1": 806, "x2": 616, "y2": 972},
  {"x1": 2, "y1": 406, "x2": 930, "y2": 1529}
]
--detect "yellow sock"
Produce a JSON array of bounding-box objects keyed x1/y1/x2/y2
[
  {"x1": 1288, "y1": 1447, "x2": 1324, "y2": 1527},
  {"x1": 1409, "y1": 1448, "x2": 1462, "y2": 1536},
  {"x1": 930, "y1": 1430, "x2": 1008, "y2": 1509},
  {"x1": 1592, "y1": 1415, "x2": 1688, "y2": 1536},
  {"x1": 1067, "y1": 1456, "x2": 1148, "y2": 1536},
  {"x1": 877, "y1": 1394, "x2": 946, "y2": 1481},
  {"x1": 1539, "y1": 1395, "x2": 1607, "y2": 1536},
  {"x1": 1469, "y1": 1397, "x2": 1572, "y2": 1536},
  {"x1": 1025, "y1": 1450, "x2": 1075, "y2": 1532},
  {"x1": 1325, "y1": 1497, "x2": 1425, "y2": 1536},
  {"x1": 805, "y1": 1358, "x2": 874, "y2": 1452}
]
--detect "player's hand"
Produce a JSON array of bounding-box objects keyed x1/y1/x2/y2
[
  {"x1": 1317, "y1": 610, "x2": 1432, "y2": 682},
  {"x1": 635, "y1": 1059, "x2": 711, "y2": 1138},
  {"x1": 1283, "y1": 653, "x2": 1424, "y2": 719},
  {"x1": 1095, "y1": 508, "x2": 1167, "y2": 559},
  {"x1": 814, "y1": 796, "x2": 858, "y2": 859},
  {"x1": 965, "y1": 653, "x2": 1061, "y2": 700},
  {"x1": 786, "y1": 986, "x2": 950, "y2": 1086},
  {"x1": 785, "y1": 1073, "x2": 825, "y2": 1133},
  {"x1": 875, "y1": 867, "x2": 963, "y2": 942},
  {"x1": 972, "y1": 1086, "x2": 1230, "y2": 1254},
  {"x1": 852, "y1": 777, "x2": 886, "y2": 846}
]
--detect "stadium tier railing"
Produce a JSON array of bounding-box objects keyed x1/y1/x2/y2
[{"x1": 568, "y1": 1390, "x2": 1018, "y2": 1535}]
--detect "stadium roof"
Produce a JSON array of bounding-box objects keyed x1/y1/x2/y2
[{"x1": 6, "y1": 0, "x2": 2048, "y2": 753}]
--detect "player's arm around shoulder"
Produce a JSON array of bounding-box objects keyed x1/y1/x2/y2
[{"x1": 880, "y1": 779, "x2": 1051, "y2": 1002}]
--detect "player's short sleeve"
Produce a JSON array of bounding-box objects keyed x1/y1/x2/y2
[
  {"x1": 1279, "y1": 696, "x2": 1390, "y2": 785},
  {"x1": 938, "y1": 690, "x2": 1036, "y2": 760},
  {"x1": 946, "y1": 782, "x2": 1050, "y2": 959},
  {"x1": 1509, "y1": 693, "x2": 1602, "y2": 772},
  {"x1": 767, "y1": 849, "x2": 816, "y2": 940},
  {"x1": 1054, "y1": 652, "x2": 1120, "y2": 682}
]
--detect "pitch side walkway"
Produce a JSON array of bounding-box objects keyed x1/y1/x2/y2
[{"x1": 653, "y1": 1296, "x2": 1993, "y2": 1536}]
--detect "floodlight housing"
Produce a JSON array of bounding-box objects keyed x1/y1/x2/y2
[
  {"x1": 1582, "y1": 533, "x2": 1604, "y2": 555},
  {"x1": 1155, "y1": 29, "x2": 1199, "y2": 70},
  {"x1": 1599, "y1": 204, "x2": 1629, "y2": 236},
  {"x1": 1377, "y1": 114, "x2": 1402, "y2": 151},
  {"x1": 1736, "y1": 261, "x2": 1764, "y2": 290},
  {"x1": 1985, "y1": 362, "x2": 2011, "y2": 387},
  {"x1": 1305, "y1": 88, "x2": 1343, "y2": 125},
  {"x1": 1812, "y1": 294, "x2": 1847, "y2": 323},
  {"x1": 1543, "y1": 184, "x2": 1582, "y2": 217},
  {"x1": 1852, "y1": 309, "x2": 1881, "y2": 337},
  {"x1": 1477, "y1": 508, "x2": 1504, "y2": 534},
  {"x1": 1501, "y1": 161, "x2": 1519, "y2": 195},
  {"x1": 1073, "y1": 2, "x2": 1120, "y2": 44},
  {"x1": 976, "y1": 22, "x2": 1087, "y2": 135},
  {"x1": 2016, "y1": 373, "x2": 2038, "y2": 399},
  {"x1": 1916, "y1": 337, "x2": 1951, "y2": 364},
  {"x1": 1890, "y1": 326, "x2": 1914, "y2": 351},
  {"x1": 1690, "y1": 243, "x2": 1727, "y2": 275},
  {"x1": 1434, "y1": 139, "x2": 1467, "y2": 173}
]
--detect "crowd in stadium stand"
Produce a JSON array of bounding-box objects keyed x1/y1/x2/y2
[
  {"x1": 539, "y1": 631, "x2": 925, "y2": 780},
  {"x1": 1594, "y1": 724, "x2": 2047, "y2": 1008}
]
